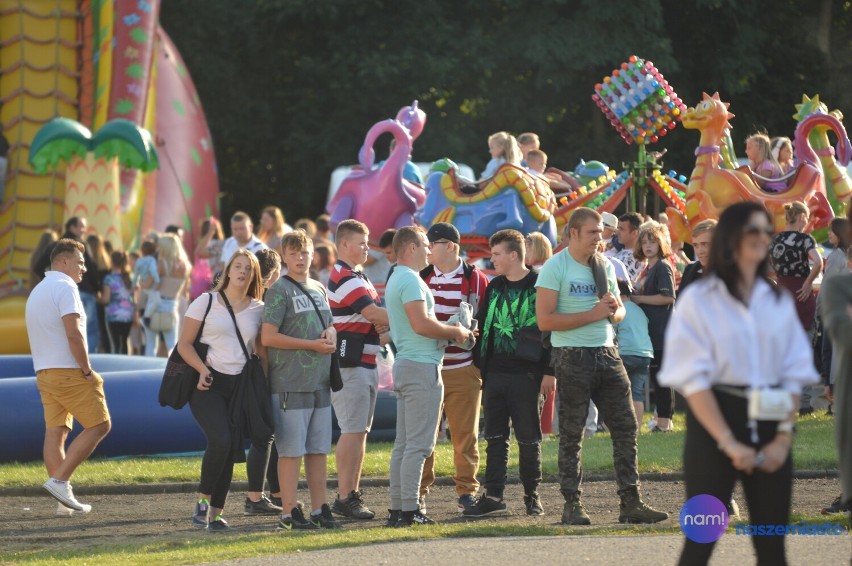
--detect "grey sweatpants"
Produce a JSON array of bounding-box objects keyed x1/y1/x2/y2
[{"x1": 389, "y1": 359, "x2": 444, "y2": 512}]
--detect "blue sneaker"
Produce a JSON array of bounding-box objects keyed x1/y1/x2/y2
[
  {"x1": 457, "y1": 494, "x2": 476, "y2": 512},
  {"x1": 192, "y1": 499, "x2": 209, "y2": 528}
]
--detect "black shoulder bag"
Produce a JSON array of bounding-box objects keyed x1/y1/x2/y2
[
  {"x1": 220, "y1": 292, "x2": 273, "y2": 441},
  {"x1": 283, "y1": 276, "x2": 344, "y2": 392},
  {"x1": 159, "y1": 293, "x2": 213, "y2": 409}
]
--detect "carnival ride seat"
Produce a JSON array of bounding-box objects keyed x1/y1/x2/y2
[{"x1": 737, "y1": 164, "x2": 803, "y2": 195}]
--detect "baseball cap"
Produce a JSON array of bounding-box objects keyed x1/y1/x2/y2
[
  {"x1": 426, "y1": 222, "x2": 460, "y2": 244},
  {"x1": 601, "y1": 212, "x2": 618, "y2": 230}
]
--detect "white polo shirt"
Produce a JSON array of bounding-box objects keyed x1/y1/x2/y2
[
  {"x1": 220, "y1": 235, "x2": 267, "y2": 269},
  {"x1": 26, "y1": 271, "x2": 86, "y2": 371}
]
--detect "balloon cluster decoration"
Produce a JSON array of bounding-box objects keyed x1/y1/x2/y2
[{"x1": 592, "y1": 56, "x2": 686, "y2": 145}]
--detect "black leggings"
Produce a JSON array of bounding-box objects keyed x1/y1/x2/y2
[
  {"x1": 189, "y1": 370, "x2": 239, "y2": 510},
  {"x1": 107, "y1": 322, "x2": 132, "y2": 354},
  {"x1": 679, "y1": 389, "x2": 792, "y2": 566},
  {"x1": 649, "y1": 349, "x2": 674, "y2": 419},
  {"x1": 246, "y1": 437, "x2": 276, "y2": 493}
]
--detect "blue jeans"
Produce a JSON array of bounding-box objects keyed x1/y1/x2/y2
[
  {"x1": 621, "y1": 354, "x2": 651, "y2": 403},
  {"x1": 79, "y1": 291, "x2": 99, "y2": 354}
]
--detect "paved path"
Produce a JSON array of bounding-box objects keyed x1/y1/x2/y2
[{"x1": 214, "y1": 533, "x2": 850, "y2": 565}]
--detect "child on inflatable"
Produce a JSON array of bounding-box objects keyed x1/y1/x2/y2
[
  {"x1": 746, "y1": 133, "x2": 785, "y2": 193},
  {"x1": 771, "y1": 136, "x2": 795, "y2": 174},
  {"x1": 481, "y1": 131, "x2": 521, "y2": 179}
]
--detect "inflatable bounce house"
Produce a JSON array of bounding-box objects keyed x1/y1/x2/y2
[{"x1": 0, "y1": 1, "x2": 220, "y2": 355}]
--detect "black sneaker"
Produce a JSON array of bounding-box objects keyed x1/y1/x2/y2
[
  {"x1": 192, "y1": 499, "x2": 210, "y2": 528},
  {"x1": 310, "y1": 503, "x2": 342, "y2": 529},
  {"x1": 332, "y1": 490, "x2": 376, "y2": 519},
  {"x1": 244, "y1": 495, "x2": 283, "y2": 515},
  {"x1": 524, "y1": 493, "x2": 544, "y2": 516},
  {"x1": 208, "y1": 514, "x2": 233, "y2": 532},
  {"x1": 386, "y1": 509, "x2": 401, "y2": 527},
  {"x1": 270, "y1": 495, "x2": 283, "y2": 508},
  {"x1": 457, "y1": 494, "x2": 477, "y2": 512},
  {"x1": 822, "y1": 495, "x2": 851, "y2": 515},
  {"x1": 396, "y1": 509, "x2": 437, "y2": 527},
  {"x1": 277, "y1": 503, "x2": 319, "y2": 531},
  {"x1": 463, "y1": 496, "x2": 508, "y2": 517}
]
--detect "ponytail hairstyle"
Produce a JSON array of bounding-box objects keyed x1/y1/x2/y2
[{"x1": 783, "y1": 201, "x2": 808, "y2": 226}]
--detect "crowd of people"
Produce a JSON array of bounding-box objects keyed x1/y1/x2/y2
[{"x1": 24, "y1": 190, "x2": 852, "y2": 557}]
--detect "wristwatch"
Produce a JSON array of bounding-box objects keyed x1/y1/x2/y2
[{"x1": 82, "y1": 369, "x2": 93, "y2": 377}]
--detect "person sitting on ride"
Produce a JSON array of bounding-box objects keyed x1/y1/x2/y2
[
  {"x1": 771, "y1": 136, "x2": 795, "y2": 175},
  {"x1": 745, "y1": 133, "x2": 785, "y2": 193},
  {"x1": 526, "y1": 149, "x2": 547, "y2": 176},
  {"x1": 481, "y1": 131, "x2": 522, "y2": 179}
]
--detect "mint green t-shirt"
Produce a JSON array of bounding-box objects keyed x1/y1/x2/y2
[
  {"x1": 535, "y1": 249, "x2": 617, "y2": 347},
  {"x1": 385, "y1": 265, "x2": 443, "y2": 365}
]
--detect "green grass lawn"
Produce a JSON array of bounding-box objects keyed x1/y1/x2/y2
[{"x1": 0, "y1": 412, "x2": 837, "y2": 488}]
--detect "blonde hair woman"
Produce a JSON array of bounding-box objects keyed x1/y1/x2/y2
[
  {"x1": 145, "y1": 233, "x2": 191, "y2": 356},
  {"x1": 257, "y1": 206, "x2": 288, "y2": 252},
  {"x1": 770, "y1": 201, "x2": 823, "y2": 335},
  {"x1": 481, "y1": 131, "x2": 522, "y2": 179},
  {"x1": 524, "y1": 232, "x2": 553, "y2": 267}
]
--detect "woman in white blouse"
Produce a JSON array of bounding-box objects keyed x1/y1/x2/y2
[
  {"x1": 659, "y1": 201, "x2": 817, "y2": 565},
  {"x1": 177, "y1": 250, "x2": 273, "y2": 531}
]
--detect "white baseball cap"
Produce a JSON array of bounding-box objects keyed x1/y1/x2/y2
[{"x1": 601, "y1": 212, "x2": 619, "y2": 230}]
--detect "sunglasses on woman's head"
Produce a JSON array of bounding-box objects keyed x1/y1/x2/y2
[{"x1": 743, "y1": 224, "x2": 773, "y2": 236}]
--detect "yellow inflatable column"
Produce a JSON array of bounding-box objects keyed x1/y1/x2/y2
[{"x1": 65, "y1": 153, "x2": 122, "y2": 249}]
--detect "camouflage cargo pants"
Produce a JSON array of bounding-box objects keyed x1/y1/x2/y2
[{"x1": 552, "y1": 346, "x2": 639, "y2": 500}]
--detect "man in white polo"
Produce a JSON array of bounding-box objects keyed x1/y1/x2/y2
[
  {"x1": 26, "y1": 238, "x2": 111, "y2": 515},
  {"x1": 219, "y1": 211, "x2": 267, "y2": 273}
]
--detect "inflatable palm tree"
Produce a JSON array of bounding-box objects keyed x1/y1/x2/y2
[{"x1": 29, "y1": 118, "x2": 158, "y2": 248}]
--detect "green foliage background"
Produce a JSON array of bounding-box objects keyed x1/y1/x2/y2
[{"x1": 160, "y1": 0, "x2": 852, "y2": 227}]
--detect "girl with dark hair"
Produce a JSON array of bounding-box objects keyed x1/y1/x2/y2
[
  {"x1": 659, "y1": 201, "x2": 817, "y2": 565},
  {"x1": 100, "y1": 251, "x2": 136, "y2": 354}
]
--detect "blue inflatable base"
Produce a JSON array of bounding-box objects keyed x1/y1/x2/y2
[{"x1": 0, "y1": 355, "x2": 397, "y2": 463}]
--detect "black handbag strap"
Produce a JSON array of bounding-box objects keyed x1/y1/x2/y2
[
  {"x1": 219, "y1": 291, "x2": 251, "y2": 362},
  {"x1": 194, "y1": 293, "x2": 214, "y2": 346},
  {"x1": 283, "y1": 275, "x2": 329, "y2": 330}
]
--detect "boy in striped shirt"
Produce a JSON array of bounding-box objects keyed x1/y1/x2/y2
[
  {"x1": 327, "y1": 220, "x2": 389, "y2": 519},
  {"x1": 419, "y1": 223, "x2": 489, "y2": 512}
]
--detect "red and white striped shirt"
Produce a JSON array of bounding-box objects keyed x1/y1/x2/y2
[
  {"x1": 327, "y1": 261, "x2": 381, "y2": 368},
  {"x1": 422, "y1": 260, "x2": 489, "y2": 369}
]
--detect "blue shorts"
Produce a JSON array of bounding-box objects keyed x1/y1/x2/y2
[
  {"x1": 620, "y1": 355, "x2": 651, "y2": 402},
  {"x1": 271, "y1": 390, "x2": 332, "y2": 457}
]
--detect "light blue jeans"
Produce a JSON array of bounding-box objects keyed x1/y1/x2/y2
[
  {"x1": 79, "y1": 291, "x2": 99, "y2": 353},
  {"x1": 145, "y1": 300, "x2": 178, "y2": 356},
  {"x1": 389, "y1": 359, "x2": 443, "y2": 512}
]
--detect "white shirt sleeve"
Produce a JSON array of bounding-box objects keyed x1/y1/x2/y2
[
  {"x1": 657, "y1": 289, "x2": 715, "y2": 396},
  {"x1": 185, "y1": 293, "x2": 213, "y2": 321},
  {"x1": 57, "y1": 283, "x2": 83, "y2": 318}
]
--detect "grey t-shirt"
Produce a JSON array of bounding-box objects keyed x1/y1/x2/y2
[{"x1": 263, "y1": 277, "x2": 332, "y2": 393}]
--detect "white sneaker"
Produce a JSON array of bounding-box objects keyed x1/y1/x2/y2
[
  {"x1": 43, "y1": 479, "x2": 92, "y2": 513},
  {"x1": 55, "y1": 502, "x2": 75, "y2": 516}
]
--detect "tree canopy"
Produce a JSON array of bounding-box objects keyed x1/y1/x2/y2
[{"x1": 160, "y1": 0, "x2": 852, "y2": 225}]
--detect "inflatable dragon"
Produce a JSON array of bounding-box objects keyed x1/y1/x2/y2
[{"x1": 666, "y1": 92, "x2": 848, "y2": 242}]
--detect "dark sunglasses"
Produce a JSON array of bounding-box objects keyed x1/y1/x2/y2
[{"x1": 743, "y1": 224, "x2": 773, "y2": 236}]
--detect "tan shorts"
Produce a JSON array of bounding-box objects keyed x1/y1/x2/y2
[{"x1": 36, "y1": 368, "x2": 111, "y2": 429}]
